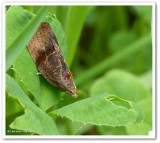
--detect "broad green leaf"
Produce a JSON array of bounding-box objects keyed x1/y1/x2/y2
[
  {"x1": 97, "y1": 126, "x2": 127, "y2": 135},
  {"x1": 10, "y1": 109, "x2": 58, "y2": 135},
  {"x1": 71, "y1": 121, "x2": 93, "y2": 135},
  {"x1": 90, "y1": 70, "x2": 150, "y2": 101},
  {"x1": 126, "y1": 122, "x2": 151, "y2": 135},
  {"x1": 6, "y1": 74, "x2": 59, "y2": 135},
  {"x1": 13, "y1": 44, "x2": 60, "y2": 110},
  {"x1": 57, "y1": 119, "x2": 93, "y2": 135},
  {"x1": 6, "y1": 6, "x2": 50, "y2": 70},
  {"x1": 65, "y1": 6, "x2": 90, "y2": 65},
  {"x1": 53, "y1": 94, "x2": 144, "y2": 126},
  {"x1": 40, "y1": 77, "x2": 61, "y2": 111},
  {"x1": 6, "y1": 94, "x2": 23, "y2": 117},
  {"x1": 140, "y1": 70, "x2": 152, "y2": 90},
  {"x1": 13, "y1": 48, "x2": 41, "y2": 105},
  {"x1": 126, "y1": 96, "x2": 152, "y2": 135},
  {"x1": 140, "y1": 96, "x2": 152, "y2": 125}
]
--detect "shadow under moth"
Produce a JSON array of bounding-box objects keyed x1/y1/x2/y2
[{"x1": 27, "y1": 22, "x2": 77, "y2": 98}]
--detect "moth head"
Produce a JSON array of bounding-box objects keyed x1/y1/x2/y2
[
  {"x1": 64, "y1": 73, "x2": 78, "y2": 98},
  {"x1": 65, "y1": 89, "x2": 78, "y2": 98}
]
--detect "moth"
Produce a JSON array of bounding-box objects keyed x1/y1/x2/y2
[{"x1": 27, "y1": 22, "x2": 77, "y2": 98}]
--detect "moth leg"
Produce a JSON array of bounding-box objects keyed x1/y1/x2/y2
[{"x1": 36, "y1": 72, "x2": 41, "y2": 75}]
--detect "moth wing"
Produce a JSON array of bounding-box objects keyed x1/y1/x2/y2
[{"x1": 27, "y1": 22, "x2": 77, "y2": 96}]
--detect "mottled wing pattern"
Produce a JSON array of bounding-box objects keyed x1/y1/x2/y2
[{"x1": 27, "y1": 22, "x2": 77, "y2": 98}]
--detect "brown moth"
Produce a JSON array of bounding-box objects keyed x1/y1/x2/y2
[{"x1": 27, "y1": 22, "x2": 77, "y2": 98}]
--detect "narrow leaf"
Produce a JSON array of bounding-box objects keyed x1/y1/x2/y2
[
  {"x1": 65, "y1": 6, "x2": 90, "y2": 65},
  {"x1": 75, "y1": 34, "x2": 151, "y2": 85},
  {"x1": 6, "y1": 6, "x2": 34, "y2": 49},
  {"x1": 6, "y1": 6, "x2": 50, "y2": 71}
]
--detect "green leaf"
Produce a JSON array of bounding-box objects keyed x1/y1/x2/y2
[
  {"x1": 97, "y1": 126, "x2": 127, "y2": 135},
  {"x1": 88, "y1": 69, "x2": 150, "y2": 134},
  {"x1": 55, "y1": 6, "x2": 70, "y2": 29},
  {"x1": 140, "y1": 70, "x2": 152, "y2": 90},
  {"x1": 57, "y1": 119, "x2": 93, "y2": 135},
  {"x1": 65, "y1": 6, "x2": 90, "y2": 65},
  {"x1": 131, "y1": 6, "x2": 152, "y2": 26},
  {"x1": 9, "y1": 8, "x2": 65, "y2": 109},
  {"x1": 75, "y1": 34, "x2": 151, "y2": 85},
  {"x1": 90, "y1": 69, "x2": 150, "y2": 101},
  {"x1": 108, "y1": 31, "x2": 137, "y2": 53},
  {"x1": 6, "y1": 6, "x2": 34, "y2": 49},
  {"x1": 45, "y1": 15, "x2": 68, "y2": 59},
  {"x1": 126, "y1": 122, "x2": 151, "y2": 135},
  {"x1": 40, "y1": 77, "x2": 61, "y2": 111},
  {"x1": 126, "y1": 96, "x2": 152, "y2": 135},
  {"x1": 13, "y1": 48, "x2": 41, "y2": 105},
  {"x1": 6, "y1": 6, "x2": 50, "y2": 71},
  {"x1": 22, "y1": 6, "x2": 34, "y2": 12},
  {"x1": 13, "y1": 44, "x2": 60, "y2": 110},
  {"x1": 53, "y1": 94, "x2": 144, "y2": 126},
  {"x1": 32, "y1": 6, "x2": 44, "y2": 14},
  {"x1": 6, "y1": 74, "x2": 59, "y2": 135},
  {"x1": 6, "y1": 94, "x2": 23, "y2": 117}
]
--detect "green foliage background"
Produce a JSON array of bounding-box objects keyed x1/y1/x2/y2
[{"x1": 6, "y1": 6, "x2": 152, "y2": 135}]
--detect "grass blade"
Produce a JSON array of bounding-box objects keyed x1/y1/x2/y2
[
  {"x1": 6, "y1": 6, "x2": 50, "y2": 71},
  {"x1": 75, "y1": 34, "x2": 151, "y2": 85},
  {"x1": 65, "y1": 6, "x2": 90, "y2": 65}
]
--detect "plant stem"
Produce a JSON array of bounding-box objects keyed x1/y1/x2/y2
[{"x1": 75, "y1": 34, "x2": 152, "y2": 86}]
